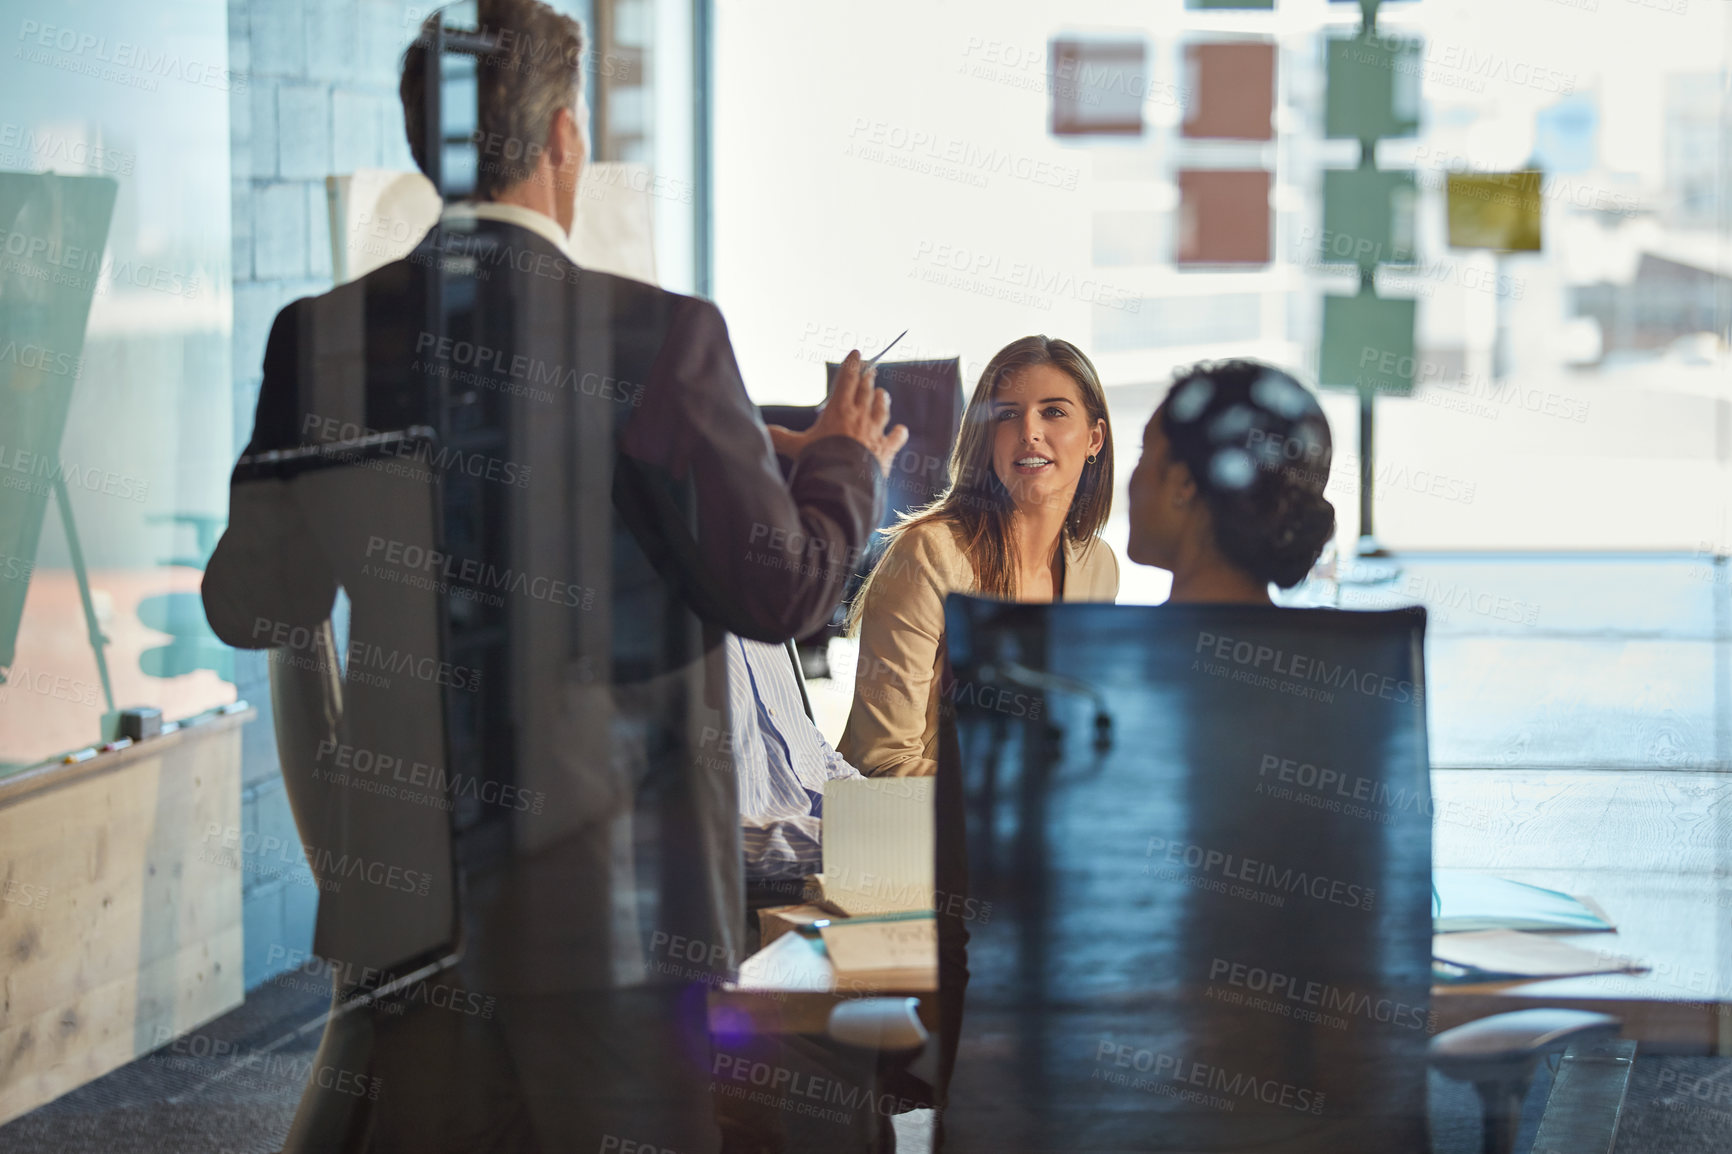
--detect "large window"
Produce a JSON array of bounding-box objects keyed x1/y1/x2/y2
[
  {"x1": 585, "y1": 0, "x2": 701, "y2": 293},
  {"x1": 713, "y1": 0, "x2": 1731, "y2": 585}
]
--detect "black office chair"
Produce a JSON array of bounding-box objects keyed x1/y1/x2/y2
[
  {"x1": 822, "y1": 357, "x2": 966, "y2": 537},
  {"x1": 758, "y1": 403, "x2": 820, "y2": 438},
  {"x1": 759, "y1": 358, "x2": 966, "y2": 677},
  {"x1": 932, "y1": 597, "x2": 1620, "y2": 1154}
]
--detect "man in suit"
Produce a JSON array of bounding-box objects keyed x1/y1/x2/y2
[{"x1": 201, "y1": 2, "x2": 905, "y2": 1150}]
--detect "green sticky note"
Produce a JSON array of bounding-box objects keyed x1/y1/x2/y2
[
  {"x1": 1325, "y1": 32, "x2": 1422, "y2": 141},
  {"x1": 1321, "y1": 168, "x2": 1417, "y2": 268},
  {"x1": 1320, "y1": 294, "x2": 1418, "y2": 396}
]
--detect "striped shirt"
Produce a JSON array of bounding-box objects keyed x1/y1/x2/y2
[{"x1": 726, "y1": 636, "x2": 863, "y2": 879}]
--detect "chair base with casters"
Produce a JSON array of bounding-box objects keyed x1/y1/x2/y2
[{"x1": 1429, "y1": 1009, "x2": 1623, "y2": 1154}]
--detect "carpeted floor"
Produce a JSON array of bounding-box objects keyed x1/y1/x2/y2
[
  {"x1": 0, "y1": 973, "x2": 329, "y2": 1154},
  {"x1": 4, "y1": 974, "x2": 1728, "y2": 1154}
]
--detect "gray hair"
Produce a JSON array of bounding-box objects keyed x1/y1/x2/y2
[{"x1": 400, "y1": 0, "x2": 587, "y2": 200}]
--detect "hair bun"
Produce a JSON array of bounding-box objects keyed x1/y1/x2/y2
[
  {"x1": 1158, "y1": 360, "x2": 1336, "y2": 590},
  {"x1": 1261, "y1": 489, "x2": 1336, "y2": 589},
  {"x1": 1209, "y1": 482, "x2": 1335, "y2": 590}
]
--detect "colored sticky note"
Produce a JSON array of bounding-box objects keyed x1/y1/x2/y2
[
  {"x1": 1177, "y1": 170, "x2": 1272, "y2": 266},
  {"x1": 1050, "y1": 39, "x2": 1146, "y2": 137},
  {"x1": 1321, "y1": 168, "x2": 1418, "y2": 268},
  {"x1": 1447, "y1": 171, "x2": 1544, "y2": 252},
  {"x1": 1320, "y1": 294, "x2": 1418, "y2": 395},
  {"x1": 1325, "y1": 32, "x2": 1421, "y2": 141},
  {"x1": 1182, "y1": 41, "x2": 1276, "y2": 141}
]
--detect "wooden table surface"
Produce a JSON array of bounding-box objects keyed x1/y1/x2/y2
[{"x1": 713, "y1": 768, "x2": 1732, "y2": 1052}]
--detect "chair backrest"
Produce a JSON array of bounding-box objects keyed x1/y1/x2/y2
[
  {"x1": 937, "y1": 596, "x2": 1432, "y2": 1153},
  {"x1": 757, "y1": 404, "x2": 818, "y2": 435},
  {"x1": 824, "y1": 358, "x2": 965, "y2": 533},
  {"x1": 761, "y1": 359, "x2": 966, "y2": 645}
]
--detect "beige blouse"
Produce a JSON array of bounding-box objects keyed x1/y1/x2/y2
[{"x1": 838, "y1": 520, "x2": 1120, "y2": 777}]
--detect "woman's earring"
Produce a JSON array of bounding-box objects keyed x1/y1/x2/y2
[{"x1": 1087, "y1": 453, "x2": 1098, "y2": 464}]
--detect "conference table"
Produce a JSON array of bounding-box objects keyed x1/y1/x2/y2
[
  {"x1": 1428, "y1": 767, "x2": 1732, "y2": 1053},
  {"x1": 710, "y1": 768, "x2": 1732, "y2": 1055}
]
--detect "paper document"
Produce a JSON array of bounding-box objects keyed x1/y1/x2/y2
[
  {"x1": 735, "y1": 930, "x2": 834, "y2": 992},
  {"x1": 821, "y1": 777, "x2": 934, "y2": 915},
  {"x1": 1433, "y1": 930, "x2": 1647, "y2": 981}
]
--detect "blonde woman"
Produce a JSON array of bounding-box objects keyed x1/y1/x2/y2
[{"x1": 839, "y1": 336, "x2": 1119, "y2": 777}]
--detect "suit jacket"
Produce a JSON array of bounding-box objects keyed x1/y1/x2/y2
[
  {"x1": 203, "y1": 214, "x2": 883, "y2": 995},
  {"x1": 839, "y1": 520, "x2": 1118, "y2": 777}
]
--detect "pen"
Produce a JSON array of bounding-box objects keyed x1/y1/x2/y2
[
  {"x1": 862, "y1": 329, "x2": 907, "y2": 370},
  {"x1": 797, "y1": 909, "x2": 935, "y2": 935}
]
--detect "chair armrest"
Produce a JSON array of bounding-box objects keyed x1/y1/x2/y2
[{"x1": 1429, "y1": 1009, "x2": 1622, "y2": 1084}]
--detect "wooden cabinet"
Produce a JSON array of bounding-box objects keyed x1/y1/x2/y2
[{"x1": 0, "y1": 709, "x2": 250, "y2": 1124}]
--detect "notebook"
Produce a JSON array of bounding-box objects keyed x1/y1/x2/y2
[
  {"x1": 819, "y1": 914, "x2": 939, "y2": 991},
  {"x1": 1433, "y1": 870, "x2": 1613, "y2": 934}
]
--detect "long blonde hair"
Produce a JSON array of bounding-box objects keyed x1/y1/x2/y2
[{"x1": 848, "y1": 335, "x2": 1114, "y2": 627}]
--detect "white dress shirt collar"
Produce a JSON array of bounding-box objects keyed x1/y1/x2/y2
[{"x1": 438, "y1": 200, "x2": 575, "y2": 260}]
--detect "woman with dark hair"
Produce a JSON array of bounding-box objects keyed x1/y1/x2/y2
[
  {"x1": 840, "y1": 335, "x2": 1119, "y2": 778},
  {"x1": 1127, "y1": 359, "x2": 1336, "y2": 602}
]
